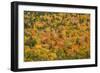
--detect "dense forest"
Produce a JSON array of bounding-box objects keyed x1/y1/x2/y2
[{"x1": 24, "y1": 11, "x2": 90, "y2": 62}]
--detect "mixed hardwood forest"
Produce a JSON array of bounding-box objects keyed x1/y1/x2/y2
[{"x1": 24, "y1": 11, "x2": 90, "y2": 62}]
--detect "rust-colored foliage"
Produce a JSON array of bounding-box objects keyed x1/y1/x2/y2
[{"x1": 24, "y1": 11, "x2": 90, "y2": 62}]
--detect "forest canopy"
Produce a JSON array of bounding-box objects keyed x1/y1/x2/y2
[{"x1": 24, "y1": 11, "x2": 90, "y2": 62}]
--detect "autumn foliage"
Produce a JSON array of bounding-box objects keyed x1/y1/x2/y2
[{"x1": 24, "y1": 11, "x2": 90, "y2": 62}]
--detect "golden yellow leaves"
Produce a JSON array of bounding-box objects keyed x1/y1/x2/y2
[
  {"x1": 35, "y1": 44, "x2": 42, "y2": 49},
  {"x1": 48, "y1": 53, "x2": 57, "y2": 60},
  {"x1": 25, "y1": 47, "x2": 57, "y2": 61}
]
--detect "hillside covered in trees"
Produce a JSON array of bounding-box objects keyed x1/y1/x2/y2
[{"x1": 24, "y1": 11, "x2": 90, "y2": 62}]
